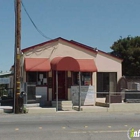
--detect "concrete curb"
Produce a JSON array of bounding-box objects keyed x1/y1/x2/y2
[
  {"x1": 109, "y1": 103, "x2": 140, "y2": 112},
  {"x1": 27, "y1": 107, "x2": 56, "y2": 114},
  {"x1": 73, "y1": 106, "x2": 108, "y2": 113},
  {"x1": 73, "y1": 103, "x2": 140, "y2": 113}
]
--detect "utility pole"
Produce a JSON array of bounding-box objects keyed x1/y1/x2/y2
[{"x1": 14, "y1": 0, "x2": 21, "y2": 114}]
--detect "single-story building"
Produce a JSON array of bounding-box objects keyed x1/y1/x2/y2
[{"x1": 11, "y1": 37, "x2": 123, "y2": 107}]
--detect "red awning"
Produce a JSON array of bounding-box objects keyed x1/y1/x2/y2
[
  {"x1": 25, "y1": 58, "x2": 51, "y2": 71},
  {"x1": 51, "y1": 57, "x2": 97, "y2": 72},
  {"x1": 76, "y1": 59, "x2": 97, "y2": 72}
]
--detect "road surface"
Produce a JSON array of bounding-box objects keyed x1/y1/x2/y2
[{"x1": 0, "y1": 112, "x2": 140, "y2": 140}]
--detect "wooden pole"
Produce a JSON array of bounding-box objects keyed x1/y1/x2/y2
[{"x1": 14, "y1": 0, "x2": 21, "y2": 114}]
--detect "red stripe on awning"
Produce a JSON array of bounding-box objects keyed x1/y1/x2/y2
[
  {"x1": 51, "y1": 57, "x2": 97, "y2": 72},
  {"x1": 25, "y1": 58, "x2": 51, "y2": 71}
]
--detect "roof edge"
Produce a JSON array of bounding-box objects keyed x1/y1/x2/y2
[
  {"x1": 21, "y1": 37, "x2": 98, "y2": 54},
  {"x1": 98, "y1": 50, "x2": 123, "y2": 62},
  {"x1": 22, "y1": 37, "x2": 61, "y2": 53},
  {"x1": 21, "y1": 37, "x2": 122, "y2": 62},
  {"x1": 69, "y1": 40, "x2": 123, "y2": 62}
]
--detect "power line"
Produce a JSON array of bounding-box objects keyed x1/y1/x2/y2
[{"x1": 21, "y1": 1, "x2": 52, "y2": 40}]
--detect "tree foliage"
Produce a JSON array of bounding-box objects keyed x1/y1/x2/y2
[{"x1": 110, "y1": 36, "x2": 140, "y2": 76}]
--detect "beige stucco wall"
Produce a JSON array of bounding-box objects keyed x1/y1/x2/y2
[
  {"x1": 22, "y1": 39, "x2": 122, "y2": 97},
  {"x1": 96, "y1": 51, "x2": 122, "y2": 82},
  {"x1": 23, "y1": 40, "x2": 97, "y2": 60},
  {"x1": 22, "y1": 40, "x2": 98, "y2": 96},
  {"x1": 48, "y1": 88, "x2": 52, "y2": 101}
]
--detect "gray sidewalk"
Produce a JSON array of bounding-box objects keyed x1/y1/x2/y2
[{"x1": 0, "y1": 103, "x2": 140, "y2": 114}]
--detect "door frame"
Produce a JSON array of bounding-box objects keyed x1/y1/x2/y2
[{"x1": 52, "y1": 71, "x2": 68, "y2": 100}]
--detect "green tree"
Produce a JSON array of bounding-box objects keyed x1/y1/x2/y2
[{"x1": 110, "y1": 36, "x2": 140, "y2": 76}]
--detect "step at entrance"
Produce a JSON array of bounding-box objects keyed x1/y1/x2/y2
[{"x1": 51, "y1": 101, "x2": 73, "y2": 111}]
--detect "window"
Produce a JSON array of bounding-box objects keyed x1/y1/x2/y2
[
  {"x1": 81, "y1": 72, "x2": 91, "y2": 85},
  {"x1": 37, "y1": 72, "x2": 47, "y2": 85},
  {"x1": 27, "y1": 72, "x2": 47, "y2": 86},
  {"x1": 72, "y1": 72, "x2": 92, "y2": 86},
  {"x1": 97, "y1": 72, "x2": 117, "y2": 97},
  {"x1": 73, "y1": 72, "x2": 79, "y2": 85},
  {"x1": 27, "y1": 72, "x2": 36, "y2": 83}
]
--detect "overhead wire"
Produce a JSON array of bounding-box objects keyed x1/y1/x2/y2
[{"x1": 21, "y1": 1, "x2": 52, "y2": 40}]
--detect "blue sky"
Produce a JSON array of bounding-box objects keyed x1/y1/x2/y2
[{"x1": 1, "y1": 0, "x2": 140, "y2": 71}]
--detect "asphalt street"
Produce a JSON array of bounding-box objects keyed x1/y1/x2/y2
[{"x1": 0, "y1": 112, "x2": 140, "y2": 140}]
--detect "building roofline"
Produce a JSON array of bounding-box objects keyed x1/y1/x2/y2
[
  {"x1": 69, "y1": 40, "x2": 97, "y2": 53},
  {"x1": 98, "y1": 50, "x2": 123, "y2": 62},
  {"x1": 22, "y1": 38, "x2": 60, "y2": 53},
  {"x1": 21, "y1": 37, "x2": 97, "y2": 54},
  {"x1": 0, "y1": 72, "x2": 13, "y2": 77},
  {"x1": 21, "y1": 37, "x2": 123, "y2": 61},
  {"x1": 69, "y1": 40, "x2": 123, "y2": 61}
]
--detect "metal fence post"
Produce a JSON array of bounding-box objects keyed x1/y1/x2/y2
[
  {"x1": 56, "y1": 71, "x2": 58, "y2": 111},
  {"x1": 109, "y1": 92, "x2": 111, "y2": 108},
  {"x1": 78, "y1": 72, "x2": 81, "y2": 111}
]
